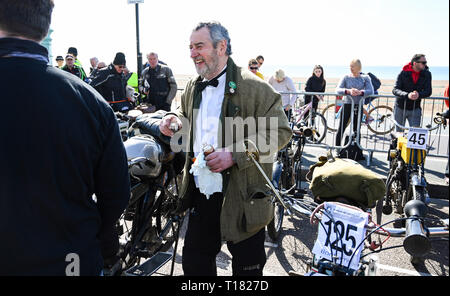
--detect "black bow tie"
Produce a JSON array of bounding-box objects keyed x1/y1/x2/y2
[{"x1": 196, "y1": 68, "x2": 227, "y2": 92}]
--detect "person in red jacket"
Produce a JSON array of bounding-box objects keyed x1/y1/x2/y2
[
  {"x1": 392, "y1": 54, "x2": 432, "y2": 132},
  {"x1": 444, "y1": 84, "x2": 449, "y2": 108}
]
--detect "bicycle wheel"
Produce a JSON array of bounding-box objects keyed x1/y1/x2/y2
[
  {"x1": 118, "y1": 187, "x2": 156, "y2": 270},
  {"x1": 321, "y1": 104, "x2": 339, "y2": 132},
  {"x1": 156, "y1": 171, "x2": 183, "y2": 252},
  {"x1": 267, "y1": 149, "x2": 292, "y2": 241},
  {"x1": 367, "y1": 105, "x2": 394, "y2": 135},
  {"x1": 304, "y1": 112, "x2": 327, "y2": 144},
  {"x1": 267, "y1": 202, "x2": 284, "y2": 241}
]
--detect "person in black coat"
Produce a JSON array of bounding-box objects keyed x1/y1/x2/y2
[
  {"x1": 90, "y1": 52, "x2": 132, "y2": 112},
  {"x1": 304, "y1": 65, "x2": 326, "y2": 121},
  {"x1": 392, "y1": 54, "x2": 432, "y2": 132},
  {"x1": 61, "y1": 53, "x2": 83, "y2": 79},
  {"x1": 0, "y1": 0, "x2": 130, "y2": 276}
]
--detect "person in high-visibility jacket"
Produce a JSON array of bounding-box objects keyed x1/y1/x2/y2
[
  {"x1": 124, "y1": 68, "x2": 139, "y2": 93},
  {"x1": 124, "y1": 67, "x2": 139, "y2": 103},
  {"x1": 67, "y1": 47, "x2": 87, "y2": 81}
]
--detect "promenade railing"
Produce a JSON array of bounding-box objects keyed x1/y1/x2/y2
[
  {"x1": 280, "y1": 91, "x2": 449, "y2": 164},
  {"x1": 170, "y1": 88, "x2": 448, "y2": 164}
]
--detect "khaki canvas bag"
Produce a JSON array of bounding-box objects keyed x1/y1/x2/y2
[{"x1": 306, "y1": 152, "x2": 386, "y2": 208}]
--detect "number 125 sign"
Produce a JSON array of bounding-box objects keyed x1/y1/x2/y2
[{"x1": 312, "y1": 203, "x2": 369, "y2": 271}]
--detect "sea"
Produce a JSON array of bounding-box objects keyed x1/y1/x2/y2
[{"x1": 261, "y1": 65, "x2": 449, "y2": 82}]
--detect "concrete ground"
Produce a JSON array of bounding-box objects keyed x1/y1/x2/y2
[{"x1": 148, "y1": 146, "x2": 449, "y2": 277}]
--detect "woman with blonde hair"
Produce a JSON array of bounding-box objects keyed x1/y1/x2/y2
[
  {"x1": 269, "y1": 69, "x2": 298, "y2": 118},
  {"x1": 335, "y1": 59, "x2": 374, "y2": 148}
]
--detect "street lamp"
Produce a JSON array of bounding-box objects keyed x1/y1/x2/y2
[{"x1": 127, "y1": 0, "x2": 144, "y2": 81}]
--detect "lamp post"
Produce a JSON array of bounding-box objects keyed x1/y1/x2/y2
[{"x1": 128, "y1": 0, "x2": 144, "y2": 81}]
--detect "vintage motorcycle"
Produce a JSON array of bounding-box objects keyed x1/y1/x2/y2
[{"x1": 107, "y1": 111, "x2": 186, "y2": 276}]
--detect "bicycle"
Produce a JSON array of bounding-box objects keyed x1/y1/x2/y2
[
  {"x1": 291, "y1": 97, "x2": 328, "y2": 144},
  {"x1": 376, "y1": 113, "x2": 447, "y2": 263},
  {"x1": 107, "y1": 111, "x2": 186, "y2": 276},
  {"x1": 268, "y1": 121, "x2": 308, "y2": 241},
  {"x1": 321, "y1": 97, "x2": 394, "y2": 135},
  {"x1": 244, "y1": 142, "x2": 448, "y2": 276}
]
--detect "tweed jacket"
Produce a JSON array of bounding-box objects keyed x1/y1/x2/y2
[{"x1": 169, "y1": 57, "x2": 292, "y2": 243}]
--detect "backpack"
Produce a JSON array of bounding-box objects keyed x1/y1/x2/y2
[
  {"x1": 306, "y1": 152, "x2": 386, "y2": 208},
  {"x1": 338, "y1": 135, "x2": 365, "y2": 161},
  {"x1": 367, "y1": 72, "x2": 381, "y2": 91},
  {"x1": 364, "y1": 72, "x2": 381, "y2": 104}
]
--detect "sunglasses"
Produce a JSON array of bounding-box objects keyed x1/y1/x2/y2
[
  {"x1": 416, "y1": 61, "x2": 427, "y2": 65},
  {"x1": 249, "y1": 67, "x2": 259, "y2": 70},
  {"x1": 117, "y1": 65, "x2": 126, "y2": 69}
]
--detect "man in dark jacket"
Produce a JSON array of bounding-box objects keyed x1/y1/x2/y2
[
  {"x1": 392, "y1": 54, "x2": 432, "y2": 132},
  {"x1": 61, "y1": 53, "x2": 83, "y2": 79},
  {"x1": 0, "y1": 0, "x2": 130, "y2": 276},
  {"x1": 140, "y1": 52, "x2": 177, "y2": 112},
  {"x1": 90, "y1": 52, "x2": 133, "y2": 112}
]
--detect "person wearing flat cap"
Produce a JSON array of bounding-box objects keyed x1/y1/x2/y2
[{"x1": 89, "y1": 52, "x2": 132, "y2": 112}]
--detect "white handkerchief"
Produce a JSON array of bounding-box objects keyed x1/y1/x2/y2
[{"x1": 189, "y1": 152, "x2": 223, "y2": 199}]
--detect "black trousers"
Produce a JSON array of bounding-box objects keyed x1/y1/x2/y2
[
  {"x1": 335, "y1": 104, "x2": 362, "y2": 146},
  {"x1": 182, "y1": 188, "x2": 267, "y2": 276}
]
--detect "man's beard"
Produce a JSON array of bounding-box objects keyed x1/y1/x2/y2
[{"x1": 194, "y1": 50, "x2": 219, "y2": 79}]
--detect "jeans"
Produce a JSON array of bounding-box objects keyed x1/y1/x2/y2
[{"x1": 394, "y1": 106, "x2": 422, "y2": 132}]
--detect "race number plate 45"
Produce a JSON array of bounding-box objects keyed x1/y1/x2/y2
[
  {"x1": 312, "y1": 203, "x2": 369, "y2": 271},
  {"x1": 407, "y1": 128, "x2": 429, "y2": 150}
]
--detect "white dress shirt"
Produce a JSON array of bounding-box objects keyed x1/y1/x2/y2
[
  {"x1": 193, "y1": 66, "x2": 227, "y2": 155},
  {"x1": 192, "y1": 67, "x2": 227, "y2": 188}
]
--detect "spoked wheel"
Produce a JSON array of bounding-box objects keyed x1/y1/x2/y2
[
  {"x1": 156, "y1": 171, "x2": 184, "y2": 252},
  {"x1": 117, "y1": 211, "x2": 140, "y2": 270},
  {"x1": 304, "y1": 112, "x2": 328, "y2": 144},
  {"x1": 367, "y1": 105, "x2": 394, "y2": 135},
  {"x1": 321, "y1": 104, "x2": 345, "y2": 132},
  {"x1": 267, "y1": 153, "x2": 293, "y2": 242},
  {"x1": 118, "y1": 192, "x2": 155, "y2": 270},
  {"x1": 267, "y1": 202, "x2": 285, "y2": 242}
]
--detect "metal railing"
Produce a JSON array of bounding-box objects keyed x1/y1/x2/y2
[
  {"x1": 170, "y1": 87, "x2": 448, "y2": 164},
  {"x1": 297, "y1": 82, "x2": 449, "y2": 96},
  {"x1": 281, "y1": 91, "x2": 449, "y2": 164}
]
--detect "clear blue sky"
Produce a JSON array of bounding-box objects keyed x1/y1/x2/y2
[{"x1": 49, "y1": 0, "x2": 449, "y2": 75}]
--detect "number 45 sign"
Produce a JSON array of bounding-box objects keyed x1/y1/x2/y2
[
  {"x1": 407, "y1": 128, "x2": 429, "y2": 150},
  {"x1": 312, "y1": 203, "x2": 369, "y2": 271}
]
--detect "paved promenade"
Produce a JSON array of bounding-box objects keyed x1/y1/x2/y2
[{"x1": 153, "y1": 145, "x2": 448, "y2": 277}]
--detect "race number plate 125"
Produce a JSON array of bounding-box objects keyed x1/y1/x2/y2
[
  {"x1": 311, "y1": 203, "x2": 369, "y2": 271},
  {"x1": 406, "y1": 128, "x2": 429, "y2": 150}
]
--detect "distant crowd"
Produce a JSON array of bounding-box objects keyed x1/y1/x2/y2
[{"x1": 57, "y1": 47, "x2": 449, "y2": 155}]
